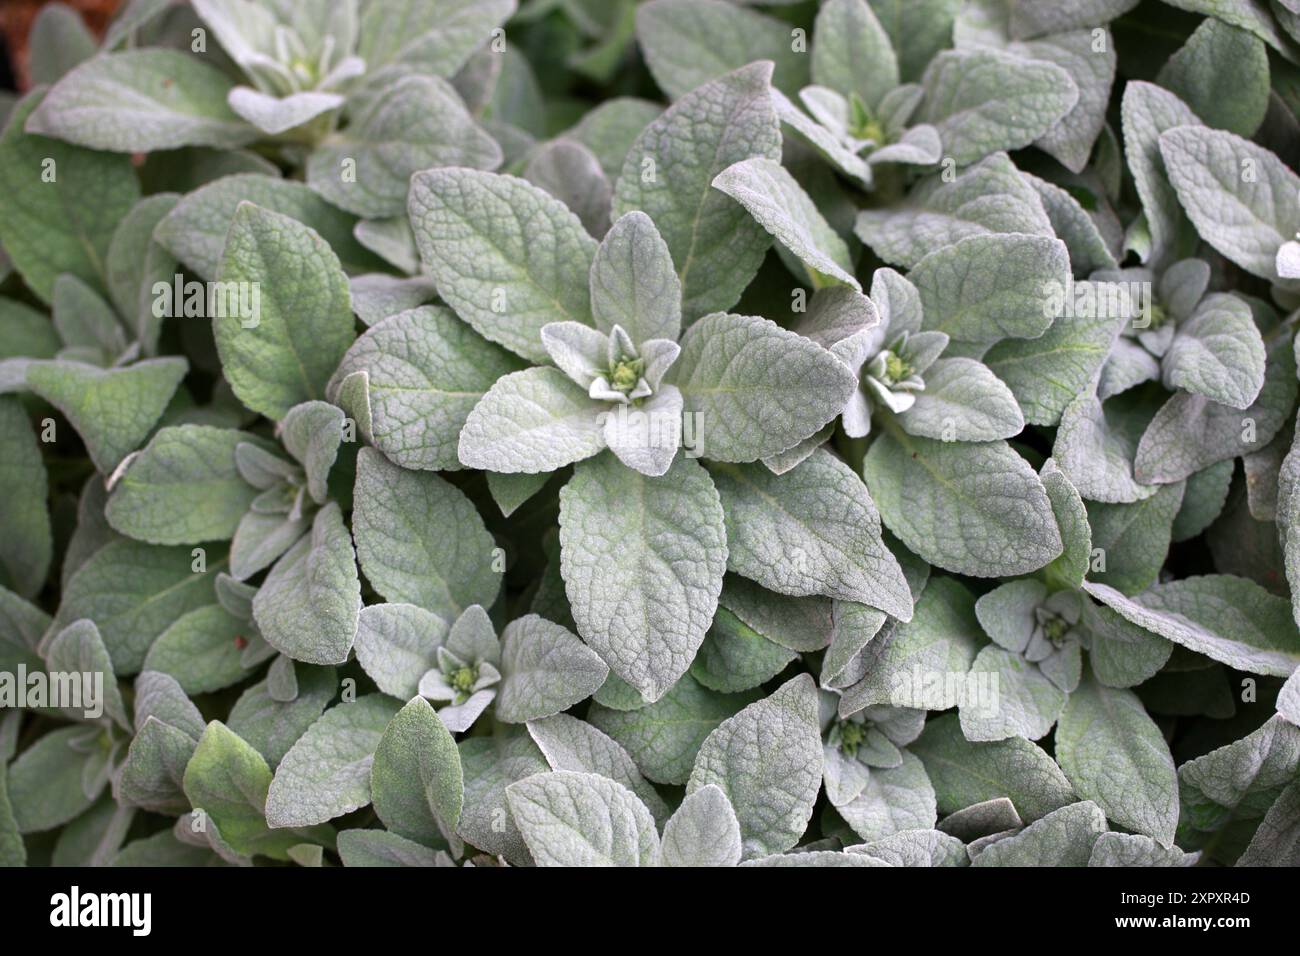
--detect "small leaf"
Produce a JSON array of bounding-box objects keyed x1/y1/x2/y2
[{"x1": 371, "y1": 697, "x2": 462, "y2": 845}]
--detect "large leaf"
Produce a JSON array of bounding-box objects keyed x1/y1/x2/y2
[
  {"x1": 559, "y1": 453, "x2": 727, "y2": 702},
  {"x1": 671, "y1": 312, "x2": 856, "y2": 463},
  {"x1": 409, "y1": 167, "x2": 595, "y2": 364},
  {"x1": 1083, "y1": 575, "x2": 1300, "y2": 676},
  {"x1": 506, "y1": 770, "x2": 659, "y2": 867},
  {"x1": 265, "y1": 696, "x2": 401, "y2": 828},
  {"x1": 215, "y1": 202, "x2": 356, "y2": 420},
  {"x1": 352, "y1": 448, "x2": 500, "y2": 619},
  {"x1": 1055, "y1": 672, "x2": 1178, "y2": 846},
  {"x1": 612, "y1": 63, "x2": 781, "y2": 319},
  {"x1": 863, "y1": 430, "x2": 1062, "y2": 577},
  {"x1": 370, "y1": 697, "x2": 462, "y2": 845},
  {"x1": 27, "y1": 50, "x2": 255, "y2": 152},
  {"x1": 687, "y1": 674, "x2": 822, "y2": 859},
  {"x1": 709, "y1": 450, "x2": 912, "y2": 619},
  {"x1": 328, "y1": 306, "x2": 525, "y2": 471},
  {"x1": 0, "y1": 398, "x2": 51, "y2": 598}
]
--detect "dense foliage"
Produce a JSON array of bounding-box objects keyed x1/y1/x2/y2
[{"x1": 0, "y1": 0, "x2": 1298, "y2": 868}]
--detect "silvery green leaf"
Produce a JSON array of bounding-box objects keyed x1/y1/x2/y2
[
  {"x1": 336, "y1": 829, "x2": 443, "y2": 867},
  {"x1": 0, "y1": 584, "x2": 48, "y2": 674},
  {"x1": 1163, "y1": 294, "x2": 1266, "y2": 409},
  {"x1": 1179, "y1": 715, "x2": 1300, "y2": 831},
  {"x1": 459, "y1": 368, "x2": 605, "y2": 474},
  {"x1": 7, "y1": 727, "x2": 99, "y2": 832},
  {"x1": 523, "y1": 139, "x2": 612, "y2": 238},
  {"x1": 589, "y1": 211, "x2": 682, "y2": 344},
  {"x1": 507, "y1": 770, "x2": 658, "y2": 867},
  {"x1": 277, "y1": 402, "x2": 341, "y2": 505},
  {"x1": 266, "y1": 655, "x2": 297, "y2": 704},
  {"x1": 144, "y1": 603, "x2": 255, "y2": 695},
  {"x1": 864, "y1": 432, "x2": 1062, "y2": 577},
  {"x1": 27, "y1": 50, "x2": 255, "y2": 152},
  {"x1": 612, "y1": 63, "x2": 781, "y2": 319},
  {"x1": 155, "y1": 173, "x2": 380, "y2": 280},
  {"x1": 134, "y1": 670, "x2": 205, "y2": 739},
  {"x1": 329, "y1": 306, "x2": 525, "y2": 472},
  {"x1": 226, "y1": 88, "x2": 341, "y2": 136},
  {"x1": 911, "y1": 713, "x2": 1076, "y2": 823},
  {"x1": 842, "y1": 576, "x2": 981, "y2": 714},
  {"x1": 896, "y1": 357, "x2": 1023, "y2": 441},
  {"x1": 658, "y1": 783, "x2": 741, "y2": 866},
  {"x1": 51, "y1": 273, "x2": 126, "y2": 362},
  {"x1": 215, "y1": 202, "x2": 356, "y2": 421},
  {"x1": 770, "y1": 89, "x2": 873, "y2": 189},
  {"x1": 1039, "y1": 459, "x2": 1092, "y2": 590},
  {"x1": 1157, "y1": 16, "x2": 1269, "y2": 137},
  {"x1": 1120, "y1": 80, "x2": 1203, "y2": 264},
  {"x1": 910, "y1": 233, "x2": 1068, "y2": 345},
  {"x1": 352, "y1": 447, "x2": 500, "y2": 619},
  {"x1": 813, "y1": 0, "x2": 899, "y2": 108},
  {"x1": 44, "y1": 619, "x2": 127, "y2": 729},
  {"x1": 691, "y1": 606, "x2": 796, "y2": 693},
  {"x1": 1087, "y1": 479, "x2": 1186, "y2": 597},
  {"x1": 1243, "y1": 420, "x2": 1290, "y2": 520},
  {"x1": 635, "y1": 0, "x2": 807, "y2": 100},
  {"x1": 497, "y1": 615, "x2": 609, "y2": 723},
  {"x1": 230, "y1": 511, "x2": 308, "y2": 583},
  {"x1": 1083, "y1": 575, "x2": 1300, "y2": 676},
  {"x1": 1024, "y1": 173, "x2": 1119, "y2": 275},
  {"x1": 560, "y1": 454, "x2": 727, "y2": 702},
  {"x1": 251, "y1": 503, "x2": 358, "y2": 666},
  {"x1": 265, "y1": 696, "x2": 401, "y2": 828},
  {"x1": 588, "y1": 676, "x2": 759, "y2": 785},
  {"x1": 457, "y1": 729, "x2": 548, "y2": 865},
  {"x1": 983, "y1": 311, "x2": 1122, "y2": 427},
  {"x1": 836, "y1": 752, "x2": 937, "y2": 843},
  {"x1": 603, "y1": 385, "x2": 683, "y2": 478},
  {"x1": 564, "y1": 97, "x2": 663, "y2": 180},
  {"x1": 719, "y1": 575, "x2": 834, "y2": 653},
  {"x1": 371, "y1": 697, "x2": 462, "y2": 846},
  {"x1": 672, "y1": 312, "x2": 856, "y2": 462},
  {"x1": 918, "y1": 49, "x2": 1077, "y2": 165},
  {"x1": 1056, "y1": 672, "x2": 1178, "y2": 845},
  {"x1": 181, "y1": 721, "x2": 299, "y2": 861},
  {"x1": 970, "y1": 800, "x2": 1107, "y2": 867},
  {"x1": 709, "y1": 450, "x2": 912, "y2": 619},
  {"x1": 713, "y1": 157, "x2": 858, "y2": 290},
  {"x1": 1137, "y1": 333, "x2": 1297, "y2": 484},
  {"x1": 854, "y1": 153, "x2": 1053, "y2": 270},
  {"x1": 1085, "y1": 603, "x2": 1174, "y2": 688},
  {"x1": 848, "y1": 829, "x2": 968, "y2": 867},
  {"x1": 936, "y1": 797, "x2": 1023, "y2": 842},
  {"x1": 408, "y1": 168, "x2": 595, "y2": 364},
  {"x1": 1236, "y1": 778, "x2": 1300, "y2": 865},
  {"x1": 105, "y1": 425, "x2": 260, "y2": 546},
  {"x1": 356, "y1": 0, "x2": 514, "y2": 78},
  {"x1": 348, "y1": 274, "x2": 438, "y2": 327},
  {"x1": 28, "y1": 3, "x2": 94, "y2": 85},
  {"x1": 54, "y1": 539, "x2": 223, "y2": 675},
  {"x1": 1160, "y1": 125, "x2": 1300, "y2": 281},
  {"x1": 0, "y1": 92, "x2": 140, "y2": 303},
  {"x1": 0, "y1": 398, "x2": 51, "y2": 599},
  {"x1": 1015, "y1": 30, "x2": 1116, "y2": 174},
  {"x1": 741, "y1": 850, "x2": 886, "y2": 867},
  {"x1": 309, "y1": 75, "x2": 499, "y2": 219},
  {"x1": 1006, "y1": 0, "x2": 1138, "y2": 38},
  {"x1": 118, "y1": 716, "x2": 196, "y2": 815},
  {"x1": 1172, "y1": 458, "x2": 1234, "y2": 541},
  {"x1": 1284, "y1": 667, "x2": 1300, "y2": 726},
  {"x1": 1088, "y1": 831, "x2": 1200, "y2": 866},
  {"x1": 687, "y1": 674, "x2": 822, "y2": 859},
  {"x1": 227, "y1": 665, "x2": 336, "y2": 768},
  {"x1": 25, "y1": 358, "x2": 186, "y2": 475},
  {"x1": 486, "y1": 471, "x2": 550, "y2": 519},
  {"x1": 959, "y1": 645, "x2": 1066, "y2": 742},
  {"x1": 104, "y1": 193, "x2": 179, "y2": 354},
  {"x1": 1054, "y1": 393, "x2": 1157, "y2": 504},
  {"x1": 355, "y1": 604, "x2": 448, "y2": 701},
  {"x1": 526, "y1": 713, "x2": 670, "y2": 826}
]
